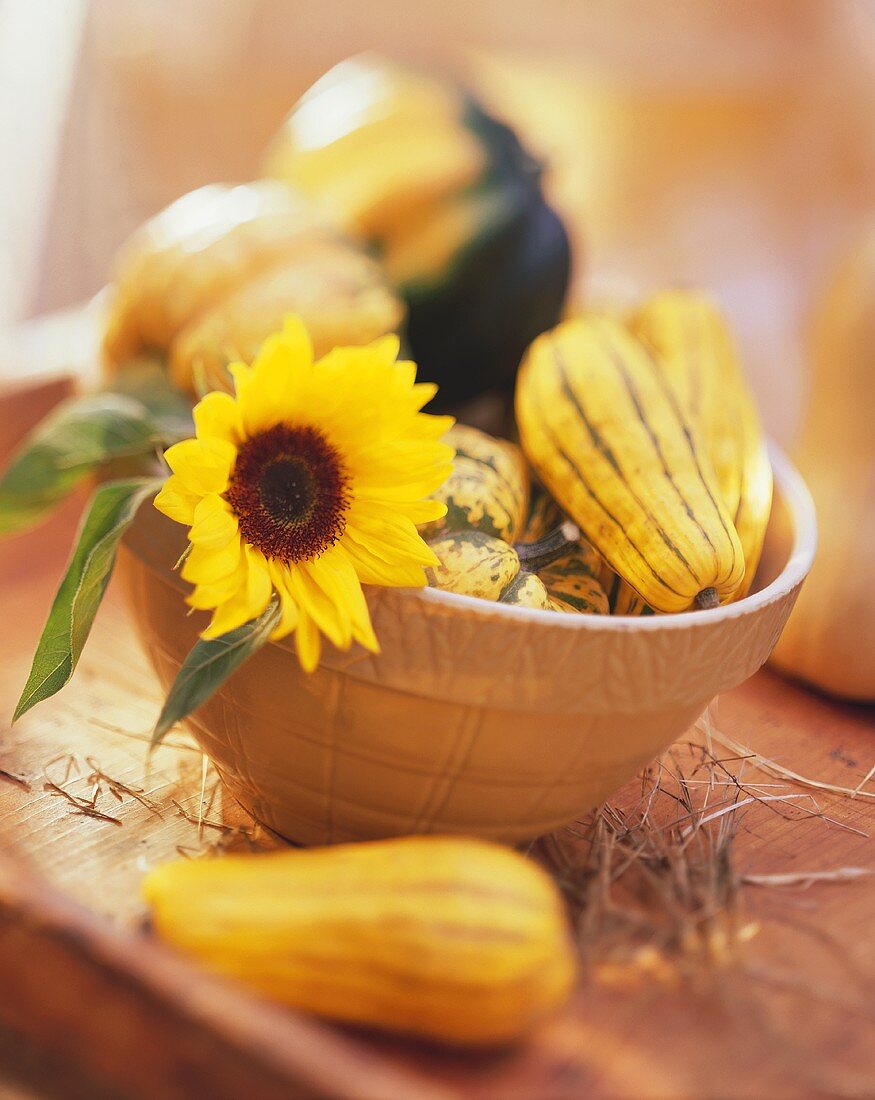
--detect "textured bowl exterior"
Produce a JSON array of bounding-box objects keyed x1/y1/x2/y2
[{"x1": 119, "y1": 446, "x2": 815, "y2": 845}]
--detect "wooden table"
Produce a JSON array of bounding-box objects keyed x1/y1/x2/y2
[
  {"x1": 0, "y1": 372, "x2": 873, "y2": 1098},
  {"x1": 0, "y1": 493, "x2": 873, "y2": 1100}
]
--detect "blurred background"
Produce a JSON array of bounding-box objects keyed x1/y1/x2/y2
[{"x1": 1, "y1": 0, "x2": 874, "y2": 443}]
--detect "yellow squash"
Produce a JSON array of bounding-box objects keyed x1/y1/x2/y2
[
  {"x1": 771, "y1": 228, "x2": 875, "y2": 701},
  {"x1": 263, "y1": 59, "x2": 484, "y2": 250},
  {"x1": 144, "y1": 837, "x2": 577, "y2": 1046},
  {"x1": 516, "y1": 315, "x2": 745, "y2": 612},
  {"x1": 421, "y1": 424, "x2": 530, "y2": 545},
  {"x1": 632, "y1": 290, "x2": 772, "y2": 598},
  {"x1": 103, "y1": 181, "x2": 404, "y2": 395}
]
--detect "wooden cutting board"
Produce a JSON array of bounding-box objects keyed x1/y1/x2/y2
[{"x1": 0, "y1": 392, "x2": 873, "y2": 1099}]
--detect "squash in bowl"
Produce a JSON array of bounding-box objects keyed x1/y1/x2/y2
[{"x1": 119, "y1": 445, "x2": 814, "y2": 846}]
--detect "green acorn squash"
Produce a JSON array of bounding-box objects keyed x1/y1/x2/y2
[{"x1": 263, "y1": 55, "x2": 571, "y2": 406}]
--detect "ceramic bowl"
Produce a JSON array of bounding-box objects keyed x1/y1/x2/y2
[{"x1": 118, "y1": 444, "x2": 816, "y2": 845}]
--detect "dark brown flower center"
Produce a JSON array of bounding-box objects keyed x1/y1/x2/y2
[{"x1": 225, "y1": 424, "x2": 350, "y2": 563}]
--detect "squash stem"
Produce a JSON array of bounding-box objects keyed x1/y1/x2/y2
[
  {"x1": 515, "y1": 522, "x2": 580, "y2": 571},
  {"x1": 694, "y1": 588, "x2": 720, "y2": 610}
]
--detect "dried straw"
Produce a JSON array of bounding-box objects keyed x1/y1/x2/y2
[
  {"x1": 534, "y1": 715, "x2": 873, "y2": 978},
  {"x1": 708, "y1": 728, "x2": 875, "y2": 802}
]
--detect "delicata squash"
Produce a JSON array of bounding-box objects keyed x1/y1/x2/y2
[
  {"x1": 102, "y1": 181, "x2": 404, "y2": 394},
  {"x1": 632, "y1": 290, "x2": 772, "y2": 598},
  {"x1": 516, "y1": 315, "x2": 745, "y2": 613},
  {"x1": 144, "y1": 837, "x2": 577, "y2": 1047}
]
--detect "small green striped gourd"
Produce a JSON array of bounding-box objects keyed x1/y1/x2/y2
[
  {"x1": 499, "y1": 570, "x2": 552, "y2": 609},
  {"x1": 516, "y1": 315, "x2": 745, "y2": 613},
  {"x1": 540, "y1": 545, "x2": 609, "y2": 615},
  {"x1": 522, "y1": 484, "x2": 564, "y2": 542},
  {"x1": 421, "y1": 424, "x2": 529, "y2": 545},
  {"x1": 423, "y1": 425, "x2": 610, "y2": 614},
  {"x1": 519, "y1": 488, "x2": 611, "y2": 614},
  {"x1": 426, "y1": 530, "x2": 553, "y2": 609},
  {"x1": 597, "y1": 561, "x2": 652, "y2": 616},
  {"x1": 426, "y1": 531, "x2": 520, "y2": 601}
]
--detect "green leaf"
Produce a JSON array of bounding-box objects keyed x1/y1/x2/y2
[
  {"x1": 107, "y1": 356, "x2": 194, "y2": 442},
  {"x1": 0, "y1": 393, "x2": 161, "y2": 535},
  {"x1": 14, "y1": 477, "x2": 163, "y2": 722},
  {"x1": 152, "y1": 596, "x2": 281, "y2": 746}
]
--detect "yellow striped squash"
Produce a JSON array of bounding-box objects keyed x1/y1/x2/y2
[
  {"x1": 631, "y1": 290, "x2": 772, "y2": 598},
  {"x1": 597, "y1": 560, "x2": 652, "y2": 616},
  {"x1": 516, "y1": 315, "x2": 745, "y2": 613}
]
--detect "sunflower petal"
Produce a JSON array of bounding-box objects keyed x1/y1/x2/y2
[
  {"x1": 154, "y1": 477, "x2": 201, "y2": 525},
  {"x1": 189, "y1": 494, "x2": 238, "y2": 550},
  {"x1": 287, "y1": 562, "x2": 351, "y2": 650},
  {"x1": 201, "y1": 587, "x2": 260, "y2": 639},
  {"x1": 164, "y1": 437, "x2": 236, "y2": 495},
  {"x1": 186, "y1": 568, "x2": 246, "y2": 610},
  {"x1": 305, "y1": 543, "x2": 378, "y2": 652},
  {"x1": 342, "y1": 531, "x2": 429, "y2": 588},
  {"x1": 245, "y1": 546, "x2": 273, "y2": 612},
  {"x1": 294, "y1": 605, "x2": 322, "y2": 673},
  {"x1": 320, "y1": 543, "x2": 379, "y2": 653},
  {"x1": 368, "y1": 333, "x2": 401, "y2": 366},
  {"x1": 181, "y1": 534, "x2": 242, "y2": 585},
  {"x1": 233, "y1": 316, "x2": 314, "y2": 435},
  {"x1": 359, "y1": 497, "x2": 447, "y2": 525},
  {"x1": 194, "y1": 391, "x2": 242, "y2": 445},
  {"x1": 346, "y1": 504, "x2": 439, "y2": 565},
  {"x1": 266, "y1": 563, "x2": 301, "y2": 641},
  {"x1": 278, "y1": 315, "x2": 314, "y2": 366}
]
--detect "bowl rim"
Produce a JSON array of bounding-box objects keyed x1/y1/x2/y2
[
  {"x1": 128, "y1": 440, "x2": 816, "y2": 638},
  {"x1": 402, "y1": 440, "x2": 817, "y2": 632}
]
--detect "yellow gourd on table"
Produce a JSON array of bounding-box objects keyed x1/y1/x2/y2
[
  {"x1": 144, "y1": 837, "x2": 577, "y2": 1047},
  {"x1": 771, "y1": 229, "x2": 875, "y2": 701}
]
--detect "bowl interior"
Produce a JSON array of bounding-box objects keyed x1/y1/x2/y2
[{"x1": 401, "y1": 439, "x2": 816, "y2": 631}]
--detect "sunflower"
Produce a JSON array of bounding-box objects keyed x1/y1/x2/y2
[{"x1": 154, "y1": 317, "x2": 453, "y2": 671}]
